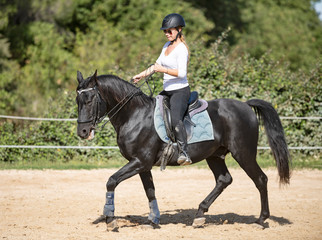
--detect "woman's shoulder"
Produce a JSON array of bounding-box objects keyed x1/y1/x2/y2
[{"x1": 177, "y1": 42, "x2": 188, "y2": 54}]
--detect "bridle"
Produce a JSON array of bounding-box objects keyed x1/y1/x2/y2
[
  {"x1": 77, "y1": 69, "x2": 156, "y2": 131},
  {"x1": 77, "y1": 86, "x2": 106, "y2": 127}
]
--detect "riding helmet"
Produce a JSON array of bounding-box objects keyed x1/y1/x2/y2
[{"x1": 160, "y1": 13, "x2": 185, "y2": 30}]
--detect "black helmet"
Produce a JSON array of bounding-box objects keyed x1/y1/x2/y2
[{"x1": 160, "y1": 13, "x2": 185, "y2": 30}]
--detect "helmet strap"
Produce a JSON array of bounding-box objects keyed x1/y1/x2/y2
[{"x1": 171, "y1": 27, "x2": 182, "y2": 43}]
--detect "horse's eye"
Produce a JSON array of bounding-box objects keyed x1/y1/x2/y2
[{"x1": 83, "y1": 93, "x2": 95, "y2": 105}]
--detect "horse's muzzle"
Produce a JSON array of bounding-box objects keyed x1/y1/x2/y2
[{"x1": 77, "y1": 124, "x2": 95, "y2": 140}]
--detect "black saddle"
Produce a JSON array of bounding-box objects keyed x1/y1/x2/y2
[{"x1": 162, "y1": 91, "x2": 201, "y2": 143}]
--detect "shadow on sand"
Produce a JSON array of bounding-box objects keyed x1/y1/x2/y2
[{"x1": 92, "y1": 208, "x2": 292, "y2": 229}]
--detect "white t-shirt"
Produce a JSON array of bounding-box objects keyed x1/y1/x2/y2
[{"x1": 156, "y1": 41, "x2": 189, "y2": 91}]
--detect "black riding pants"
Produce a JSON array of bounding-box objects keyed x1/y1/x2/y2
[{"x1": 160, "y1": 86, "x2": 191, "y2": 128}]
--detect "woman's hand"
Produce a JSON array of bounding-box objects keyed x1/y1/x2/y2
[
  {"x1": 132, "y1": 64, "x2": 157, "y2": 83},
  {"x1": 132, "y1": 74, "x2": 143, "y2": 83}
]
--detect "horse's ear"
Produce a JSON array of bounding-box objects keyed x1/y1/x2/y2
[
  {"x1": 93, "y1": 69, "x2": 98, "y2": 84},
  {"x1": 77, "y1": 71, "x2": 84, "y2": 84}
]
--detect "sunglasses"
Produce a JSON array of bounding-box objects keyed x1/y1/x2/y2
[{"x1": 163, "y1": 29, "x2": 172, "y2": 34}]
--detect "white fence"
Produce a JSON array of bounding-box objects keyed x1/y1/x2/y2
[
  {"x1": 0, "y1": 115, "x2": 321, "y2": 150},
  {"x1": 1, "y1": 115, "x2": 320, "y2": 121}
]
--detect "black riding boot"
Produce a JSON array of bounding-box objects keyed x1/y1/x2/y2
[{"x1": 174, "y1": 121, "x2": 192, "y2": 166}]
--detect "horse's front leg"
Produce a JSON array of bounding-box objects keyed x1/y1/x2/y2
[
  {"x1": 140, "y1": 171, "x2": 160, "y2": 227},
  {"x1": 103, "y1": 159, "x2": 146, "y2": 229}
]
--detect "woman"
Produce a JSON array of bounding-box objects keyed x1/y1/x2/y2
[{"x1": 132, "y1": 13, "x2": 191, "y2": 166}]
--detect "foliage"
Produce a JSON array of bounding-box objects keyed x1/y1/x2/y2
[
  {"x1": 0, "y1": 0, "x2": 214, "y2": 116},
  {"x1": 0, "y1": 91, "x2": 122, "y2": 165},
  {"x1": 233, "y1": 0, "x2": 322, "y2": 71},
  {"x1": 185, "y1": 0, "x2": 322, "y2": 71},
  {"x1": 0, "y1": 37, "x2": 320, "y2": 167},
  {"x1": 188, "y1": 37, "x2": 321, "y2": 161},
  {"x1": 0, "y1": 0, "x2": 321, "y2": 168}
]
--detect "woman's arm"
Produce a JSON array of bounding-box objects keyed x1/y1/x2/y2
[
  {"x1": 132, "y1": 63, "x2": 179, "y2": 83},
  {"x1": 154, "y1": 63, "x2": 178, "y2": 77},
  {"x1": 132, "y1": 65, "x2": 155, "y2": 83}
]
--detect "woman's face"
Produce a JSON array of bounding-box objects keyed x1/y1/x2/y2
[{"x1": 163, "y1": 27, "x2": 180, "y2": 42}]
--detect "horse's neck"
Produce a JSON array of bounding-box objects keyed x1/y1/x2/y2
[
  {"x1": 109, "y1": 101, "x2": 154, "y2": 133},
  {"x1": 104, "y1": 88, "x2": 154, "y2": 130}
]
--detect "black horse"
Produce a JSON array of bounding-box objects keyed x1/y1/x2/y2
[{"x1": 76, "y1": 70, "x2": 290, "y2": 229}]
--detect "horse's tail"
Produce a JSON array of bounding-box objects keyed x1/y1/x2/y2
[{"x1": 247, "y1": 99, "x2": 291, "y2": 185}]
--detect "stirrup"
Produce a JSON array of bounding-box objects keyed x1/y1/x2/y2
[{"x1": 177, "y1": 153, "x2": 192, "y2": 166}]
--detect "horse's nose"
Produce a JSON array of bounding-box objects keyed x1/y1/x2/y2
[{"x1": 77, "y1": 126, "x2": 89, "y2": 138}]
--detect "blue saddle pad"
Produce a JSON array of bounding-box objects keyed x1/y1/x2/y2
[{"x1": 154, "y1": 96, "x2": 214, "y2": 144}]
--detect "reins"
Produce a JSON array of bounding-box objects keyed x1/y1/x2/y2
[
  {"x1": 99, "y1": 67, "x2": 156, "y2": 130},
  {"x1": 77, "y1": 65, "x2": 156, "y2": 131}
]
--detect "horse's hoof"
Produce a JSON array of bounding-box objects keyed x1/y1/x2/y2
[
  {"x1": 252, "y1": 222, "x2": 265, "y2": 230},
  {"x1": 92, "y1": 215, "x2": 106, "y2": 224},
  {"x1": 192, "y1": 217, "x2": 206, "y2": 228},
  {"x1": 141, "y1": 221, "x2": 161, "y2": 230},
  {"x1": 106, "y1": 218, "x2": 118, "y2": 232},
  {"x1": 150, "y1": 222, "x2": 161, "y2": 229},
  {"x1": 141, "y1": 224, "x2": 154, "y2": 230}
]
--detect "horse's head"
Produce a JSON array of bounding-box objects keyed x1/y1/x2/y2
[{"x1": 76, "y1": 70, "x2": 106, "y2": 140}]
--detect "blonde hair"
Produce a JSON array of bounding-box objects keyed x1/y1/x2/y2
[{"x1": 180, "y1": 33, "x2": 190, "y2": 62}]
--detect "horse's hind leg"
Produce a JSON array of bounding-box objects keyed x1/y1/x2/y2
[
  {"x1": 193, "y1": 155, "x2": 232, "y2": 226},
  {"x1": 233, "y1": 152, "x2": 269, "y2": 227}
]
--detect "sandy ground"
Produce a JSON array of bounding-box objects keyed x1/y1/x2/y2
[{"x1": 0, "y1": 167, "x2": 321, "y2": 240}]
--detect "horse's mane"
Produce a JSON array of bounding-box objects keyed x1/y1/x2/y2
[{"x1": 98, "y1": 74, "x2": 153, "y2": 107}]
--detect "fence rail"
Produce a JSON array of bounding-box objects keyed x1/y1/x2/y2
[
  {"x1": 0, "y1": 145, "x2": 321, "y2": 150},
  {"x1": 1, "y1": 115, "x2": 321, "y2": 121},
  {"x1": 0, "y1": 115, "x2": 321, "y2": 150},
  {"x1": 0, "y1": 115, "x2": 77, "y2": 121},
  {"x1": 0, "y1": 145, "x2": 118, "y2": 149}
]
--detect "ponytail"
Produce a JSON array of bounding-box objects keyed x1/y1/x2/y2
[{"x1": 180, "y1": 33, "x2": 190, "y2": 62}]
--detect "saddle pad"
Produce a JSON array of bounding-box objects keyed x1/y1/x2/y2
[{"x1": 154, "y1": 96, "x2": 214, "y2": 144}]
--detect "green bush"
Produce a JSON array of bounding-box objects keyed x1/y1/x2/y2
[
  {"x1": 0, "y1": 0, "x2": 320, "y2": 168},
  {"x1": 0, "y1": 39, "x2": 320, "y2": 168}
]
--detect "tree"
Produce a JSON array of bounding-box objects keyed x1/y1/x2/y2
[{"x1": 185, "y1": 0, "x2": 322, "y2": 71}]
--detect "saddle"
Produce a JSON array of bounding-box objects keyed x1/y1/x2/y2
[
  {"x1": 162, "y1": 91, "x2": 202, "y2": 143},
  {"x1": 155, "y1": 92, "x2": 212, "y2": 170}
]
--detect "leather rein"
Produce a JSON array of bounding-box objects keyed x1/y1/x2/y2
[{"x1": 77, "y1": 70, "x2": 156, "y2": 131}]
